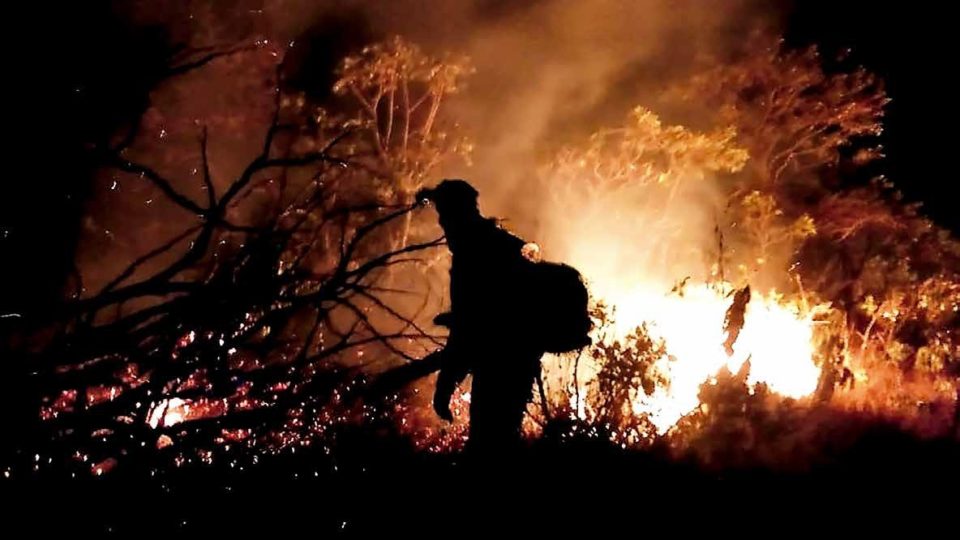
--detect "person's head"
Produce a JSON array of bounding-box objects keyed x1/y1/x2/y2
[{"x1": 416, "y1": 179, "x2": 481, "y2": 223}]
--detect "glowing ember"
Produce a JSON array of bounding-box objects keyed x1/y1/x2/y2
[
  {"x1": 92, "y1": 457, "x2": 117, "y2": 476},
  {"x1": 146, "y1": 398, "x2": 189, "y2": 429},
  {"x1": 156, "y1": 434, "x2": 174, "y2": 449},
  {"x1": 145, "y1": 396, "x2": 233, "y2": 429}
]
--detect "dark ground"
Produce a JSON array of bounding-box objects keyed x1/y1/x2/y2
[{"x1": 4, "y1": 423, "x2": 957, "y2": 536}]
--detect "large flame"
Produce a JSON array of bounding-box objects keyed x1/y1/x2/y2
[
  {"x1": 533, "y1": 107, "x2": 824, "y2": 435},
  {"x1": 597, "y1": 280, "x2": 820, "y2": 433},
  {"x1": 552, "y1": 241, "x2": 822, "y2": 433}
]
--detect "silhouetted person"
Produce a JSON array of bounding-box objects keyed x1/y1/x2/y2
[{"x1": 416, "y1": 180, "x2": 546, "y2": 454}]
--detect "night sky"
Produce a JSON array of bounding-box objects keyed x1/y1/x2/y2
[{"x1": 786, "y1": 0, "x2": 958, "y2": 232}]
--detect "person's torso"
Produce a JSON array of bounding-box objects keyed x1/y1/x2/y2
[{"x1": 447, "y1": 220, "x2": 530, "y2": 338}]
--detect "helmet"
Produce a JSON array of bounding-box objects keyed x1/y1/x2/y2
[{"x1": 415, "y1": 179, "x2": 479, "y2": 216}]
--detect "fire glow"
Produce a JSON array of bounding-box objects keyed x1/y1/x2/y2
[
  {"x1": 580, "y1": 279, "x2": 821, "y2": 433},
  {"x1": 530, "y1": 102, "x2": 830, "y2": 436}
]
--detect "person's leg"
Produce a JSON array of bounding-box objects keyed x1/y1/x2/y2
[{"x1": 466, "y1": 359, "x2": 537, "y2": 454}]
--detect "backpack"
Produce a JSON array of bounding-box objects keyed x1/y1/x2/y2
[{"x1": 523, "y1": 260, "x2": 593, "y2": 353}]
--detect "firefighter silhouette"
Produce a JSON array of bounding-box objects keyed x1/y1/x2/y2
[
  {"x1": 416, "y1": 179, "x2": 590, "y2": 453},
  {"x1": 417, "y1": 180, "x2": 535, "y2": 452}
]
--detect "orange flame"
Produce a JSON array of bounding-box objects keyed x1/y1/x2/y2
[{"x1": 553, "y1": 278, "x2": 823, "y2": 433}]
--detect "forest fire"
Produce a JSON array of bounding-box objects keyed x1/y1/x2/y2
[
  {"x1": 568, "y1": 280, "x2": 823, "y2": 433},
  {"x1": 3, "y1": 5, "x2": 959, "y2": 534}
]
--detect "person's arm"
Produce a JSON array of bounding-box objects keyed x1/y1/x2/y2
[{"x1": 434, "y1": 359, "x2": 468, "y2": 422}]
